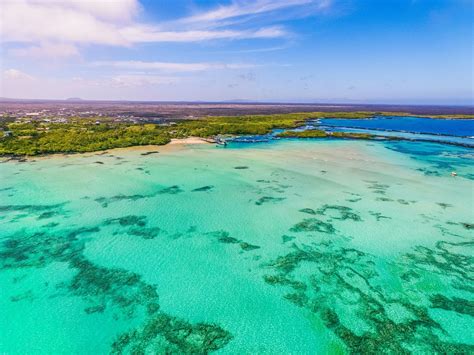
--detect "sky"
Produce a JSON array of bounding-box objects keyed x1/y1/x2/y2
[{"x1": 0, "y1": 0, "x2": 473, "y2": 104}]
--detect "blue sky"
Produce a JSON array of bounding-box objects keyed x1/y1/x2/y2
[{"x1": 1, "y1": 0, "x2": 472, "y2": 104}]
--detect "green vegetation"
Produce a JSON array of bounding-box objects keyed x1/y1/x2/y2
[
  {"x1": 331, "y1": 131, "x2": 378, "y2": 139},
  {"x1": 0, "y1": 112, "x2": 316, "y2": 156},
  {"x1": 0, "y1": 111, "x2": 471, "y2": 156},
  {"x1": 277, "y1": 129, "x2": 327, "y2": 138},
  {"x1": 0, "y1": 113, "x2": 313, "y2": 156},
  {"x1": 276, "y1": 129, "x2": 378, "y2": 140},
  {"x1": 0, "y1": 121, "x2": 171, "y2": 156}
]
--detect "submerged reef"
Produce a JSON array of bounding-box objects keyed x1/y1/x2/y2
[
  {"x1": 262, "y1": 239, "x2": 474, "y2": 353},
  {"x1": 158, "y1": 185, "x2": 183, "y2": 195},
  {"x1": 103, "y1": 215, "x2": 162, "y2": 240},
  {"x1": 111, "y1": 313, "x2": 233, "y2": 354},
  {"x1": 290, "y1": 218, "x2": 336, "y2": 234},
  {"x1": 239, "y1": 242, "x2": 261, "y2": 251},
  {"x1": 282, "y1": 235, "x2": 296, "y2": 243},
  {"x1": 192, "y1": 185, "x2": 214, "y2": 192},
  {"x1": 205, "y1": 230, "x2": 260, "y2": 251},
  {"x1": 297, "y1": 205, "x2": 361, "y2": 229},
  {"x1": 366, "y1": 181, "x2": 390, "y2": 195},
  {"x1": 0, "y1": 202, "x2": 67, "y2": 213},
  {"x1": 95, "y1": 194, "x2": 153, "y2": 208},
  {"x1": 461, "y1": 223, "x2": 473, "y2": 230},
  {"x1": 37, "y1": 211, "x2": 59, "y2": 220},
  {"x1": 255, "y1": 196, "x2": 286, "y2": 206},
  {"x1": 127, "y1": 227, "x2": 162, "y2": 240},
  {"x1": 369, "y1": 211, "x2": 391, "y2": 221},
  {"x1": 140, "y1": 151, "x2": 160, "y2": 156},
  {"x1": 299, "y1": 208, "x2": 317, "y2": 215},
  {"x1": 105, "y1": 215, "x2": 148, "y2": 227},
  {"x1": 94, "y1": 185, "x2": 184, "y2": 208},
  {"x1": 436, "y1": 202, "x2": 453, "y2": 209},
  {"x1": 402, "y1": 240, "x2": 474, "y2": 289},
  {"x1": 68, "y1": 257, "x2": 160, "y2": 319},
  {"x1": 0, "y1": 222, "x2": 234, "y2": 353},
  {"x1": 430, "y1": 294, "x2": 474, "y2": 317},
  {"x1": 0, "y1": 227, "x2": 97, "y2": 269},
  {"x1": 110, "y1": 314, "x2": 233, "y2": 354},
  {"x1": 314, "y1": 204, "x2": 362, "y2": 222}
]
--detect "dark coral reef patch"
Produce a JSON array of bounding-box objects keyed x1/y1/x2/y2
[
  {"x1": 94, "y1": 185, "x2": 184, "y2": 208},
  {"x1": 110, "y1": 313, "x2": 233, "y2": 354},
  {"x1": 205, "y1": 230, "x2": 260, "y2": 251},
  {"x1": 261, "y1": 239, "x2": 474, "y2": 353},
  {"x1": 298, "y1": 204, "x2": 361, "y2": 223},
  {"x1": 127, "y1": 227, "x2": 162, "y2": 239},
  {"x1": 314, "y1": 204, "x2": 362, "y2": 222},
  {"x1": 95, "y1": 194, "x2": 151, "y2": 208},
  {"x1": 0, "y1": 202, "x2": 68, "y2": 223},
  {"x1": 192, "y1": 185, "x2": 214, "y2": 192},
  {"x1": 158, "y1": 185, "x2": 183, "y2": 195},
  {"x1": 105, "y1": 215, "x2": 148, "y2": 227},
  {"x1": 0, "y1": 222, "x2": 234, "y2": 353},
  {"x1": 430, "y1": 294, "x2": 474, "y2": 316},
  {"x1": 255, "y1": 196, "x2": 285, "y2": 206},
  {"x1": 290, "y1": 218, "x2": 336, "y2": 234},
  {"x1": 299, "y1": 208, "x2": 317, "y2": 215}
]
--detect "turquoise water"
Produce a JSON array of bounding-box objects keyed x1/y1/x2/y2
[{"x1": 1, "y1": 139, "x2": 473, "y2": 353}]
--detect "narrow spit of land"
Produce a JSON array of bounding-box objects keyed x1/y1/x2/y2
[{"x1": 1, "y1": 111, "x2": 472, "y2": 156}]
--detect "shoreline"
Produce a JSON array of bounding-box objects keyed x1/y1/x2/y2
[
  {"x1": 168, "y1": 137, "x2": 211, "y2": 145},
  {"x1": 1, "y1": 112, "x2": 473, "y2": 158},
  {"x1": 0, "y1": 137, "x2": 211, "y2": 162},
  {"x1": 2, "y1": 134, "x2": 473, "y2": 163},
  {"x1": 1, "y1": 131, "x2": 473, "y2": 163}
]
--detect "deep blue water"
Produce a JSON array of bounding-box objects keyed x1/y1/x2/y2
[
  {"x1": 320, "y1": 116, "x2": 474, "y2": 137},
  {"x1": 321, "y1": 127, "x2": 474, "y2": 147},
  {"x1": 384, "y1": 140, "x2": 474, "y2": 179}
]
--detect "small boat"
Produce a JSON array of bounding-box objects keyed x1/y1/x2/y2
[
  {"x1": 215, "y1": 137, "x2": 227, "y2": 146},
  {"x1": 451, "y1": 171, "x2": 457, "y2": 176}
]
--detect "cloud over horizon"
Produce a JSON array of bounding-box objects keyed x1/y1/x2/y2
[
  {"x1": 91, "y1": 60, "x2": 258, "y2": 72},
  {"x1": 0, "y1": 0, "x2": 472, "y2": 104}
]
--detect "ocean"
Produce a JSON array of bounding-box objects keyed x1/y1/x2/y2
[{"x1": 1, "y1": 138, "x2": 473, "y2": 353}]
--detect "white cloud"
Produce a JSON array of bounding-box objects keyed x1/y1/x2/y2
[
  {"x1": 0, "y1": 73, "x2": 180, "y2": 99},
  {"x1": 2, "y1": 69, "x2": 35, "y2": 80},
  {"x1": 0, "y1": 0, "x2": 289, "y2": 48},
  {"x1": 59, "y1": 74, "x2": 178, "y2": 88},
  {"x1": 118, "y1": 26, "x2": 285, "y2": 43},
  {"x1": 24, "y1": 0, "x2": 140, "y2": 22},
  {"x1": 220, "y1": 45, "x2": 288, "y2": 54},
  {"x1": 182, "y1": 0, "x2": 315, "y2": 23},
  {"x1": 180, "y1": 0, "x2": 332, "y2": 28},
  {"x1": 58, "y1": 0, "x2": 140, "y2": 22},
  {"x1": 110, "y1": 75, "x2": 179, "y2": 87},
  {"x1": 91, "y1": 60, "x2": 257, "y2": 72},
  {"x1": 8, "y1": 43, "x2": 80, "y2": 59},
  {"x1": 1, "y1": 1, "x2": 131, "y2": 45}
]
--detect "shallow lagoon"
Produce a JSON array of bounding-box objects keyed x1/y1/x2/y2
[{"x1": 0, "y1": 139, "x2": 473, "y2": 353}]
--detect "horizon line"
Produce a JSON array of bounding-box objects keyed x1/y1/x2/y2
[{"x1": 1, "y1": 97, "x2": 473, "y2": 108}]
